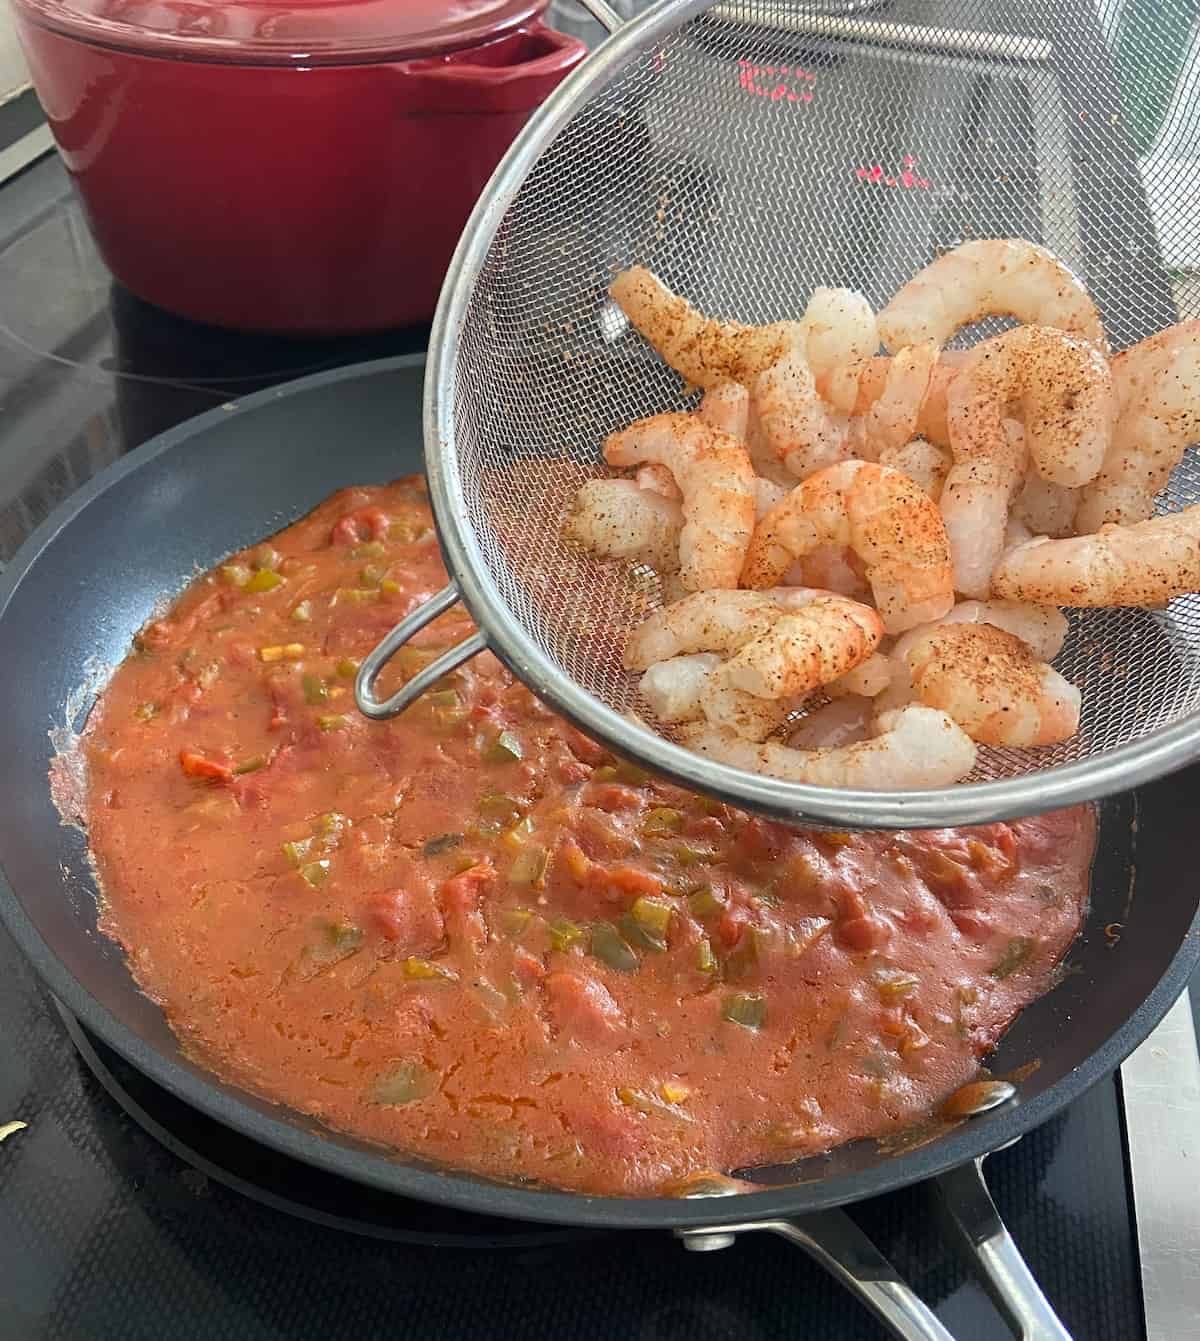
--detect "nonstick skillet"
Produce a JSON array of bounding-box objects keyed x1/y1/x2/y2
[{"x1": 0, "y1": 355, "x2": 1196, "y2": 1340}]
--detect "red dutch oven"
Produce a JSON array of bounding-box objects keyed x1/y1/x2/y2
[{"x1": 11, "y1": 0, "x2": 587, "y2": 334}]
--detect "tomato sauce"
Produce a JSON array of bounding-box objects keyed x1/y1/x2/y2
[{"x1": 83, "y1": 480, "x2": 1094, "y2": 1195}]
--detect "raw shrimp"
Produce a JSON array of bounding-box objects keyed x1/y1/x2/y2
[
  {"x1": 623, "y1": 589, "x2": 816, "y2": 669},
  {"x1": 639, "y1": 653, "x2": 721, "y2": 723},
  {"x1": 742, "y1": 461, "x2": 955, "y2": 634},
  {"x1": 751, "y1": 339, "x2": 851, "y2": 480},
  {"x1": 878, "y1": 438, "x2": 951, "y2": 500},
  {"x1": 939, "y1": 598, "x2": 1070, "y2": 662},
  {"x1": 904, "y1": 623, "x2": 1081, "y2": 747},
  {"x1": 787, "y1": 696, "x2": 875, "y2": 749},
  {"x1": 797, "y1": 286, "x2": 878, "y2": 375},
  {"x1": 563, "y1": 479, "x2": 682, "y2": 571},
  {"x1": 700, "y1": 674, "x2": 796, "y2": 742},
  {"x1": 825, "y1": 652, "x2": 893, "y2": 698},
  {"x1": 699, "y1": 381, "x2": 751, "y2": 441},
  {"x1": 784, "y1": 543, "x2": 870, "y2": 600},
  {"x1": 939, "y1": 413, "x2": 1028, "y2": 599},
  {"x1": 948, "y1": 325, "x2": 1113, "y2": 487},
  {"x1": 992, "y1": 505, "x2": 1200, "y2": 606},
  {"x1": 1014, "y1": 474, "x2": 1079, "y2": 539},
  {"x1": 819, "y1": 356, "x2": 957, "y2": 449},
  {"x1": 605, "y1": 412, "x2": 757, "y2": 590},
  {"x1": 723, "y1": 596, "x2": 884, "y2": 699},
  {"x1": 680, "y1": 705, "x2": 977, "y2": 789},
  {"x1": 1075, "y1": 321, "x2": 1200, "y2": 532},
  {"x1": 640, "y1": 653, "x2": 791, "y2": 743},
  {"x1": 876, "y1": 239, "x2": 1107, "y2": 352},
  {"x1": 610, "y1": 266, "x2": 797, "y2": 389},
  {"x1": 635, "y1": 464, "x2": 681, "y2": 501},
  {"x1": 862, "y1": 342, "x2": 940, "y2": 455}
]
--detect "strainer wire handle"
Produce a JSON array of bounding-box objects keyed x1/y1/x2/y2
[
  {"x1": 572, "y1": 0, "x2": 625, "y2": 35},
  {"x1": 354, "y1": 582, "x2": 487, "y2": 721}
]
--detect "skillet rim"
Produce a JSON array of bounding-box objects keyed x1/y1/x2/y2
[{"x1": 0, "y1": 353, "x2": 1197, "y2": 1230}]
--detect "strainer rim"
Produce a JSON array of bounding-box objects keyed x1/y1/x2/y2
[{"x1": 424, "y1": 0, "x2": 1200, "y2": 829}]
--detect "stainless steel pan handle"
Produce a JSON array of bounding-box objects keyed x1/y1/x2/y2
[
  {"x1": 933, "y1": 1159, "x2": 1073, "y2": 1341},
  {"x1": 678, "y1": 1210, "x2": 956, "y2": 1341},
  {"x1": 354, "y1": 582, "x2": 487, "y2": 721}
]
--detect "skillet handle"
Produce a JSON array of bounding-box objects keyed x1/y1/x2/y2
[
  {"x1": 933, "y1": 1158, "x2": 1072, "y2": 1341},
  {"x1": 354, "y1": 582, "x2": 487, "y2": 720},
  {"x1": 678, "y1": 1210, "x2": 956, "y2": 1341}
]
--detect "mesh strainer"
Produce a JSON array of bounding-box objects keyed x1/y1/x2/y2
[{"x1": 356, "y1": 0, "x2": 1200, "y2": 829}]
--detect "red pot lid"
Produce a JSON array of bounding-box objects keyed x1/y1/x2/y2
[{"x1": 13, "y1": 0, "x2": 548, "y2": 65}]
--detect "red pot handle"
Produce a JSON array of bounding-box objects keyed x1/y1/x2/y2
[{"x1": 397, "y1": 23, "x2": 588, "y2": 114}]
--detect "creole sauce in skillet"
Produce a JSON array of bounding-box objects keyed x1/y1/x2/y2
[{"x1": 83, "y1": 480, "x2": 1094, "y2": 1195}]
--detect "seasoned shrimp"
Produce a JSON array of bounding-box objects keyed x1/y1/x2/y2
[
  {"x1": 825, "y1": 652, "x2": 893, "y2": 698},
  {"x1": 754, "y1": 476, "x2": 788, "y2": 519},
  {"x1": 639, "y1": 653, "x2": 721, "y2": 723},
  {"x1": 563, "y1": 479, "x2": 682, "y2": 571},
  {"x1": 700, "y1": 675, "x2": 795, "y2": 742},
  {"x1": 939, "y1": 413, "x2": 1027, "y2": 599},
  {"x1": 634, "y1": 464, "x2": 681, "y2": 501},
  {"x1": 938, "y1": 598, "x2": 1070, "y2": 662},
  {"x1": 876, "y1": 239, "x2": 1106, "y2": 352},
  {"x1": 751, "y1": 339, "x2": 851, "y2": 480},
  {"x1": 948, "y1": 325, "x2": 1114, "y2": 487},
  {"x1": 797, "y1": 286, "x2": 878, "y2": 375},
  {"x1": 993, "y1": 505, "x2": 1200, "y2": 606},
  {"x1": 605, "y1": 412, "x2": 757, "y2": 590},
  {"x1": 878, "y1": 438, "x2": 951, "y2": 500},
  {"x1": 1075, "y1": 321, "x2": 1200, "y2": 532},
  {"x1": 787, "y1": 696, "x2": 875, "y2": 749},
  {"x1": 624, "y1": 589, "x2": 817, "y2": 669},
  {"x1": 862, "y1": 342, "x2": 940, "y2": 455},
  {"x1": 681, "y1": 705, "x2": 977, "y2": 789},
  {"x1": 639, "y1": 653, "x2": 790, "y2": 743},
  {"x1": 610, "y1": 266, "x2": 796, "y2": 389},
  {"x1": 904, "y1": 623, "x2": 1081, "y2": 746},
  {"x1": 819, "y1": 356, "x2": 957, "y2": 449},
  {"x1": 784, "y1": 543, "x2": 870, "y2": 600},
  {"x1": 742, "y1": 461, "x2": 955, "y2": 633},
  {"x1": 699, "y1": 381, "x2": 751, "y2": 442},
  {"x1": 1014, "y1": 473, "x2": 1079, "y2": 539},
  {"x1": 723, "y1": 595, "x2": 884, "y2": 699}
]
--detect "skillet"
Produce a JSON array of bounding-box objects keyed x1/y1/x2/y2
[{"x1": 0, "y1": 354, "x2": 1196, "y2": 1339}]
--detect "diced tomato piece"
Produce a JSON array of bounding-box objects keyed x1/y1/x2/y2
[
  {"x1": 717, "y1": 906, "x2": 749, "y2": 948},
  {"x1": 514, "y1": 949, "x2": 546, "y2": 985},
  {"x1": 735, "y1": 817, "x2": 787, "y2": 862},
  {"x1": 834, "y1": 885, "x2": 891, "y2": 952},
  {"x1": 683, "y1": 814, "x2": 726, "y2": 844},
  {"x1": 179, "y1": 751, "x2": 233, "y2": 784},
  {"x1": 586, "y1": 864, "x2": 663, "y2": 903},
  {"x1": 590, "y1": 784, "x2": 642, "y2": 814},
  {"x1": 555, "y1": 756, "x2": 591, "y2": 785},
  {"x1": 543, "y1": 971, "x2": 625, "y2": 1044},
  {"x1": 365, "y1": 887, "x2": 444, "y2": 955},
  {"x1": 565, "y1": 728, "x2": 607, "y2": 766},
  {"x1": 440, "y1": 861, "x2": 496, "y2": 913},
  {"x1": 329, "y1": 507, "x2": 390, "y2": 545}
]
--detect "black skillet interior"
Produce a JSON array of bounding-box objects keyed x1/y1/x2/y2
[{"x1": 0, "y1": 355, "x2": 1197, "y2": 1231}]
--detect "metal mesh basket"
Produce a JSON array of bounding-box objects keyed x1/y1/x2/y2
[{"x1": 359, "y1": 0, "x2": 1200, "y2": 828}]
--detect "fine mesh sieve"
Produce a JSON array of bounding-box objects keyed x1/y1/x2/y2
[{"x1": 357, "y1": 0, "x2": 1200, "y2": 828}]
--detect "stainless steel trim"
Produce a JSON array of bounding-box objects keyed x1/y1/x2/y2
[
  {"x1": 678, "y1": 1210, "x2": 957, "y2": 1341},
  {"x1": 574, "y1": 0, "x2": 625, "y2": 33},
  {"x1": 1120, "y1": 989, "x2": 1200, "y2": 1341},
  {"x1": 711, "y1": 7, "x2": 1054, "y2": 63},
  {"x1": 354, "y1": 582, "x2": 486, "y2": 720},
  {"x1": 934, "y1": 1159, "x2": 1072, "y2": 1340}
]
